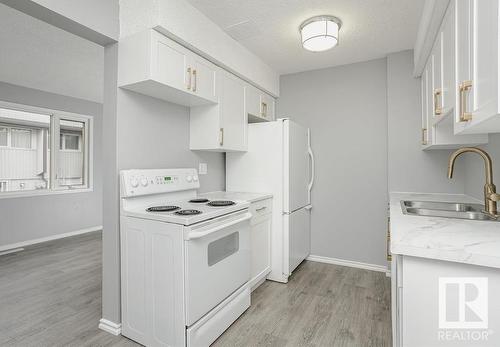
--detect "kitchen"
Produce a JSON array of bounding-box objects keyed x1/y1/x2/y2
[{"x1": 0, "y1": 0, "x2": 500, "y2": 346}]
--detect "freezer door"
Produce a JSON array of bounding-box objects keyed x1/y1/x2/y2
[
  {"x1": 284, "y1": 120, "x2": 311, "y2": 213},
  {"x1": 285, "y1": 208, "x2": 311, "y2": 274}
]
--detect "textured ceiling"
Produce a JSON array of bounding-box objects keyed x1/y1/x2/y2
[
  {"x1": 186, "y1": 0, "x2": 424, "y2": 75},
  {"x1": 0, "y1": 4, "x2": 103, "y2": 103}
]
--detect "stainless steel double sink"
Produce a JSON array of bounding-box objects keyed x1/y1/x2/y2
[{"x1": 401, "y1": 200, "x2": 499, "y2": 222}]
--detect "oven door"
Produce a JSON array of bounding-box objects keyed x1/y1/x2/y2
[{"x1": 184, "y1": 210, "x2": 251, "y2": 326}]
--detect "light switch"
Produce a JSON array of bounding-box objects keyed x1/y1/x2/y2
[{"x1": 199, "y1": 163, "x2": 208, "y2": 175}]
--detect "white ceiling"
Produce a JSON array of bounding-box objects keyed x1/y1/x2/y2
[
  {"x1": 0, "y1": 4, "x2": 104, "y2": 103},
  {"x1": 186, "y1": 0, "x2": 425, "y2": 75}
]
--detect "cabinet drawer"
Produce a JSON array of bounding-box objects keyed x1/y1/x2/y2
[{"x1": 250, "y1": 198, "x2": 272, "y2": 217}]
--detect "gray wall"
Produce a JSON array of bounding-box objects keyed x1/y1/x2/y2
[
  {"x1": 387, "y1": 50, "x2": 466, "y2": 193},
  {"x1": 102, "y1": 44, "x2": 226, "y2": 324},
  {"x1": 464, "y1": 134, "x2": 500, "y2": 200},
  {"x1": 278, "y1": 58, "x2": 389, "y2": 267},
  {"x1": 0, "y1": 81, "x2": 103, "y2": 246}
]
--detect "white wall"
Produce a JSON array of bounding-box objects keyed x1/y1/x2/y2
[
  {"x1": 278, "y1": 58, "x2": 389, "y2": 267},
  {"x1": 0, "y1": 0, "x2": 119, "y2": 45},
  {"x1": 119, "y1": 0, "x2": 279, "y2": 96},
  {"x1": 387, "y1": 50, "x2": 465, "y2": 193},
  {"x1": 0, "y1": 3, "x2": 104, "y2": 103},
  {"x1": 464, "y1": 134, "x2": 500, "y2": 201},
  {"x1": 0, "y1": 82, "x2": 102, "y2": 247}
]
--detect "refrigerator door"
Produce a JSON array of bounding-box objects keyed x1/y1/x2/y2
[
  {"x1": 284, "y1": 120, "x2": 311, "y2": 213},
  {"x1": 284, "y1": 207, "x2": 311, "y2": 274}
]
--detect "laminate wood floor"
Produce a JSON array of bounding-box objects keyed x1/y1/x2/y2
[{"x1": 0, "y1": 232, "x2": 391, "y2": 347}]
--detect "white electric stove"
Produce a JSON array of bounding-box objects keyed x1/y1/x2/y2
[{"x1": 119, "y1": 168, "x2": 251, "y2": 347}]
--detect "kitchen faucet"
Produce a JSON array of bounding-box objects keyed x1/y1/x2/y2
[{"x1": 448, "y1": 147, "x2": 500, "y2": 217}]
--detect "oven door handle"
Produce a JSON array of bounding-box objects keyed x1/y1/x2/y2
[{"x1": 186, "y1": 212, "x2": 252, "y2": 240}]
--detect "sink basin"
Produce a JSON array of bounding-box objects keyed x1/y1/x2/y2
[{"x1": 401, "y1": 200, "x2": 498, "y2": 222}]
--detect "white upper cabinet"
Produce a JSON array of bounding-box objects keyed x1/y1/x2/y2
[
  {"x1": 118, "y1": 29, "x2": 218, "y2": 106},
  {"x1": 245, "y1": 85, "x2": 275, "y2": 123},
  {"x1": 421, "y1": 0, "x2": 488, "y2": 149},
  {"x1": 188, "y1": 54, "x2": 217, "y2": 103},
  {"x1": 190, "y1": 69, "x2": 247, "y2": 152},
  {"x1": 455, "y1": 0, "x2": 500, "y2": 134}
]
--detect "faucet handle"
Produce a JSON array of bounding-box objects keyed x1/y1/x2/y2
[{"x1": 490, "y1": 193, "x2": 500, "y2": 202}]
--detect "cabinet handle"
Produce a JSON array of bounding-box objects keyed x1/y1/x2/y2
[
  {"x1": 219, "y1": 128, "x2": 224, "y2": 146},
  {"x1": 255, "y1": 206, "x2": 267, "y2": 212},
  {"x1": 459, "y1": 80, "x2": 472, "y2": 122},
  {"x1": 192, "y1": 69, "x2": 197, "y2": 92},
  {"x1": 187, "y1": 67, "x2": 192, "y2": 90},
  {"x1": 261, "y1": 102, "x2": 267, "y2": 117},
  {"x1": 434, "y1": 88, "x2": 442, "y2": 116},
  {"x1": 421, "y1": 128, "x2": 427, "y2": 145}
]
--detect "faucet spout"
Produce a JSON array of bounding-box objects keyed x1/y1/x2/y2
[{"x1": 448, "y1": 147, "x2": 499, "y2": 217}]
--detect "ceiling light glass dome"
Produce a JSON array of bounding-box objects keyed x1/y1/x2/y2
[{"x1": 300, "y1": 16, "x2": 342, "y2": 52}]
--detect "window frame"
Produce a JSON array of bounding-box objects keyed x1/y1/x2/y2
[{"x1": 0, "y1": 100, "x2": 93, "y2": 199}]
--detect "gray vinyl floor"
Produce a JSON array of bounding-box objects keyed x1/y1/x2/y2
[{"x1": 0, "y1": 232, "x2": 391, "y2": 347}]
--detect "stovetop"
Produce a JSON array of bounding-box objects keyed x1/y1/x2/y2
[{"x1": 123, "y1": 198, "x2": 250, "y2": 226}]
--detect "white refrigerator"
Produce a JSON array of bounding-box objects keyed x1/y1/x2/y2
[{"x1": 226, "y1": 119, "x2": 314, "y2": 283}]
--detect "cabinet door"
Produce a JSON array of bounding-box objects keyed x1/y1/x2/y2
[
  {"x1": 421, "y1": 65, "x2": 428, "y2": 146},
  {"x1": 155, "y1": 35, "x2": 190, "y2": 92},
  {"x1": 471, "y1": 0, "x2": 498, "y2": 122},
  {"x1": 219, "y1": 71, "x2": 247, "y2": 151},
  {"x1": 431, "y1": 35, "x2": 443, "y2": 118},
  {"x1": 250, "y1": 214, "x2": 271, "y2": 285},
  {"x1": 441, "y1": 2, "x2": 455, "y2": 114},
  {"x1": 455, "y1": 0, "x2": 473, "y2": 130},
  {"x1": 245, "y1": 85, "x2": 261, "y2": 117},
  {"x1": 189, "y1": 55, "x2": 217, "y2": 103}
]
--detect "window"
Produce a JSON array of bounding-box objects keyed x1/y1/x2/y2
[
  {"x1": 11, "y1": 128, "x2": 32, "y2": 149},
  {"x1": 0, "y1": 102, "x2": 92, "y2": 196},
  {"x1": 60, "y1": 133, "x2": 81, "y2": 151},
  {"x1": 0, "y1": 127, "x2": 7, "y2": 146}
]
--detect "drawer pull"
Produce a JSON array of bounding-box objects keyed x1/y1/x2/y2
[{"x1": 255, "y1": 206, "x2": 267, "y2": 212}]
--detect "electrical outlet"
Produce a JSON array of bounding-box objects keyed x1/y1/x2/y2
[{"x1": 199, "y1": 163, "x2": 208, "y2": 175}]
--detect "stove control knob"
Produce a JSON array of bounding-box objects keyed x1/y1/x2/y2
[
  {"x1": 193, "y1": 175, "x2": 199, "y2": 182},
  {"x1": 186, "y1": 175, "x2": 193, "y2": 183},
  {"x1": 140, "y1": 177, "x2": 149, "y2": 187},
  {"x1": 130, "y1": 177, "x2": 139, "y2": 188}
]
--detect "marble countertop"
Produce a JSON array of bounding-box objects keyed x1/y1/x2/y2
[
  {"x1": 390, "y1": 192, "x2": 500, "y2": 269},
  {"x1": 200, "y1": 191, "x2": 272, "y2": 204}
]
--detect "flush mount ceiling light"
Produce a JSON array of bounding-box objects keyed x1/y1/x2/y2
[{"x1": 300, "y1": 16, "x2": 342, "y2": 52}]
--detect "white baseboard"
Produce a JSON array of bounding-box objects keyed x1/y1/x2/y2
[
  {"x1": 307, "y1": 255, "x2": 389, "y2": 273},
  {"x1": 99, "y1": 318, "x2": 121, "y2": 336},
  {"x1": 0, "y1": 225, "x2": 103, "y2": 252}
]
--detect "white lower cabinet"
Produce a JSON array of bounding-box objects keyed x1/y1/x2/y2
[
  {"x1": 190, "y1": 69, "x2": 247, "y2": 152},
  {"x1": 392, "y1": 255, "x2": 500, "y2": 347},
  {"x1": 248, "y1": 198, "x2": 272, "y2": 290}
]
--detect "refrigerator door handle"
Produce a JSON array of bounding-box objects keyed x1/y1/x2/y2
[{"x1": 307, "y1": 128, "x2": 315, "y2": 205}]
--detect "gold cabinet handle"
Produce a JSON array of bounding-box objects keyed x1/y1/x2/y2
[
  {"x1": 192, "y1": 69, "x2": 197, "y2": 92},
  {"x1": 434, "y1": 88, "x2": 442, "y2": 116},
  {"x1": 459, "y1": 80, "x2": 472, "y2": 122},
  {"x1": 219, "y1": 128, "x2": 224, "y2": 146},
  {"x1": 187, "y1": 67, "x2": 192, "y2": 90},
  {"x1": 261, "y1": 102, "x2": 267, "y2": 117},
  {"x1": 421, "y1": 128, "x2": 428, "y2": 145}
]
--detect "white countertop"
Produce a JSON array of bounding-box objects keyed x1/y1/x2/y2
[
  {"x1": 390, "y1": 192, "x2": 500, "y2": 269},
  {"x1": 200, "y1": 191, "x2": 272, "y2": 204}
]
